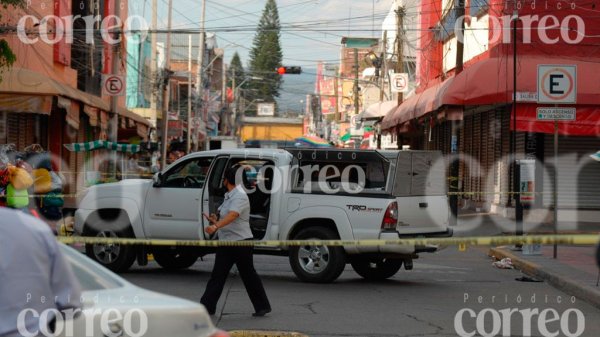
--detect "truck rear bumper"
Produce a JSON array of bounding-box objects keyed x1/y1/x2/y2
[{"x1": 376, "y1": 232, "x2": 415, "y2": 255}]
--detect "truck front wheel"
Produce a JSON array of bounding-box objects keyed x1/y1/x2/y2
[
  {"x1": 84, "y1": 227, "x2": 137, "y2": 273},
  {"x1": 83, "y1": 211, "x2": 137, "y2": 273},
  {"x1": 350, "y1": 257, "x2": 402, "y2": 280},
  {"x1": 289, "y1": 227, "x2": 346, "y2": 283},
  {"x1": 153, "y1": 247, "x2": 198, "y2": 270}
]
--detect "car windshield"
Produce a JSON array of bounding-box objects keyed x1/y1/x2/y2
[{"x1": 59, "y1": 245, "x2": 123, "y2": 291}]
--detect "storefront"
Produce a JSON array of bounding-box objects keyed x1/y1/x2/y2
[
  {"x1": 0, "y1": 68, "x2": 152, "y2": 205},
  {"x1": 381, "y1": 56, "x2": 600, "y2": 218}
]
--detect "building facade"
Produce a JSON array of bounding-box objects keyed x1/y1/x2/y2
[{"x1": 382, "y1": 0, "x2": 600, "y2": 221}]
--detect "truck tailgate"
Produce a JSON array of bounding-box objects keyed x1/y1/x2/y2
[{"x1": 396, "y1": 195, "x2": 449, "y2": 234}]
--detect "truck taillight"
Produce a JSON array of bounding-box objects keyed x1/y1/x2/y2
[{"x1": 381, "y1": 201, "x2": 398, "y2": 230}]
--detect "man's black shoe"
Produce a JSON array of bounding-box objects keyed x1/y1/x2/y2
[{"x1": 252, "y1": 308, "x2": 271, "y2": 317}]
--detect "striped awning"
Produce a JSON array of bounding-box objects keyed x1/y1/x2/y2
[{"x1": 64, "y1": 140, "x2": 140, "y2": 153}]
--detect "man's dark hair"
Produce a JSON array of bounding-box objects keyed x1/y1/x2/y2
[{"x1": 224, "y1": 165, "x2": 247, "y2": 186}]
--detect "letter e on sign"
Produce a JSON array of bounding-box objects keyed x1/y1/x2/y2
[
  {"x1": 391, "y1": 73, "x2": 409, "y2": 93},
  {"x1": 537, "y1": 65, "x2": 576, "y2": 104}
]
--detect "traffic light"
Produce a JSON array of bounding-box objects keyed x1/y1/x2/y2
[{"x1": 277, "y1": 66, "x2": 302, "y2": 75}]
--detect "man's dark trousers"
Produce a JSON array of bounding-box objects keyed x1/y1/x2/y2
[{"x1": 201, "y1": 245, "x2": 271, "y2": 314}]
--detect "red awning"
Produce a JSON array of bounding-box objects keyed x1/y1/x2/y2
[
  {"x1": 514, "y1": 104, "x2": 600, "y2": 136},
  {"x1": 383, "y1": 56, "x2": 600, "y2": 135},
  {"x1": 444, "y1": 56, "x2": 600, "y2": 106},
  {"x1": 381, "y1": 78, "x2": 454, "y2": 130}
]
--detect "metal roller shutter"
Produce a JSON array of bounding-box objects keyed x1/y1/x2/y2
[
  {"x1": 481, "y1": 111, "x2": 494, "y2": 205},
  {"x1": 543, "y1": 136, "x2": 600, "y2": 209},
  {"x1": 473, "y1": 113, "x2": 482, "y2": 201}
]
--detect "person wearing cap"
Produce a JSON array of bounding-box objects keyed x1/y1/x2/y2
[{"x1": 200, "y1": 165, "x2": 271, "y2": 317}]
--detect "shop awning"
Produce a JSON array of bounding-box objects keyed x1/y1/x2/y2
[
  {"x1": 359, "y1": 100, "x2": 397, "y2": 121},
  {"x1": 381, "y1": 78, "x2": 455, "y2": 130},
  {"x1": 382, "y1": 56, "x2": 600, "y2": 134},
  {"x1": 444, "y1": 56, "x2": 600, "y2": 106},
  {"x1": 0, "y1": 68, "x2": 151, "y2": 133},
  {"x1": 0, "y1": 68, "x2": 109, "y2": 111},
  {"x1": 64, "y1": 140, "x2": 141, "y2": 153}
]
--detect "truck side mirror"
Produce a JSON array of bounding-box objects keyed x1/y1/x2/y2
[{"x1": 153, "y1": 172, "x2": 163, "y2": 187}]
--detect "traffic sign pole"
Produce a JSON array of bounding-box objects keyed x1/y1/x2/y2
[{"x1": 537, "y1": 64, "x2": 577, "y2": 259}]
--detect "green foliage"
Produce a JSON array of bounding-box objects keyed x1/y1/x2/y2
[
  {"x1": 0, "y1": 0, "x2": 25, "y2": 81},
  {"x1": 248, "y1": 0, "x2": 283, "y2": 108},
  {"x1": 228, "y1": 52, "x2": 245, "y2": 89}
]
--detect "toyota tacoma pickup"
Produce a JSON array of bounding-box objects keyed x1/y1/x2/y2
[{"x1": 75, "y1": 148, "x2": 452, "y2": 283}]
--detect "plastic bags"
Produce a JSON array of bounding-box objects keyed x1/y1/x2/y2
[
  {"x1": 32, "y1": 168, "x2": 52, "y2": 194},
  {"x1": 8, "y1": 165, "x2": 33, "y2": 190},
  {"x1": 6, "y1": 184, "x2": 29, "y2": 209}
]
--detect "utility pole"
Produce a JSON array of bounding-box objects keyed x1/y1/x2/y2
[
  {"x1": 160, "y1": 0, "x2": 173, "y2": 169},
  {"x1": 395, "y1": 6, "x2": 405, "y2": 106},
  {"x1": 353, "y1": 48, "x2": 360, "y2": 118},
  {"x1": 380, "y1": 30, "x2": 387, "y2": 102},
  {"x1": 450, "y1": 0, "x2": 466, "y2": 227},
  {"x1": 222, "y1": 56, "x2": 227, "y2": 135},
  {"x1": 334, "y1": 73, "x2": 340, "y2": 121},
  {"x1": 377, "y1": 31, "x2": 387, "y2": 150},
  {"x1": 195, "y1": 0, "x2": 207, "y2": 152},
  {"x1": 150, "y1": 0, "x2": 158, "y2": 126},
  {"x1": 187, "y1": 34, "x2": 192, "y2": 154},
  {"x1": 395, "y1": 6, "x2": 405, "y2": 149},
  {"x1": 109, "y1": 0, "x2": 121, "y2": 178},
  {"x1": 231, "y1": 65, "x2": 236, "y2": 136}
]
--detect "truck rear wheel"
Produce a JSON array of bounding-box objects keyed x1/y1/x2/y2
[
  {"x1": 350, "y1": 257, "x2": 402, "y2": 280},
  {"x1": 153, "y1": 247, "x2": 198, "y2": 270},
  {"x1": 83, "y1": 211, "x2": 136, "y2": 273},
  {"x1": 289, "y1": 227, "x2": 346, "y2": 283}
]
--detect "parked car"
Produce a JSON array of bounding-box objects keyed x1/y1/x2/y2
[
  {"x1": 58, "y1": 244, "x2": 228, "y2": 337},
  {"x1": 75, "y1": 148, "x2": 452, "y2": 283}
]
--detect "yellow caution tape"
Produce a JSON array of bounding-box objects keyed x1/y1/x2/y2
[
  {"x1": 229, "y1": 331, "x2": 307, "y2": 337},
  {"x1": 57, "y1": 234, "x2": 600, "y2": 247}
]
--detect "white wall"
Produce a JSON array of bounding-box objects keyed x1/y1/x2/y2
[{"x1": 443, "y1": 14, "x2": 490, "y2": 73}]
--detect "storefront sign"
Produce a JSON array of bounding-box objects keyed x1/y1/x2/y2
[
  {"x1": 536, "y1": 107, "x2": 576, "y2": 120},
  {"x1": 516, "y1": 92, "x2": 538, "y2": 102},
  {"x1": 519, "y1": 159, "x2": 536, "y2": 204}
]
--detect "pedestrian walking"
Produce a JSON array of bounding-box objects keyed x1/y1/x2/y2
[
  {"x1": 200, "y1": 165, "x2": 271, "y2": 317},
  {"x1": 0, "y1": 208, "x2": 82, "y2": 337}
]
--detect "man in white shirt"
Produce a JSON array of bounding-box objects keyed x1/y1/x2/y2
[{"x1": 201, "y1": 165, "x2": 271, "y2": 317}]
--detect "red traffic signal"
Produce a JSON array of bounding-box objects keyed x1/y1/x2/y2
[{"x1": 277, "y1": 66, "x2": 302, "y2": 75}]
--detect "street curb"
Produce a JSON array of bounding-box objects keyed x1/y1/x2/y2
[
  {"x1": 228, "y1": 331, "x2": 308, "y2": 337},
  {"x1": 488, "y1": 247, "x2": 600, "y2": 309}
]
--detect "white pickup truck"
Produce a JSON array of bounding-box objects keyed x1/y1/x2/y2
[{"x1": 75, "y1": 148, "x2": 452, "y2": 283}]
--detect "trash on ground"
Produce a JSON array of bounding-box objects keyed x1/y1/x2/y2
[{"x1": 493, "y1": 257, "x2": 514, "y2": 269}]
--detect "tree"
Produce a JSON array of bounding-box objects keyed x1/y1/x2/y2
[
  {"x1": 228, "y1": 52, "x2": 245, "y2": 89},
  {"x1": 0, "y1": 0, "x2": 24, "y2": 80},
  {"x1": 248, "y1": 0, "x2": 283, "y2": 108}
]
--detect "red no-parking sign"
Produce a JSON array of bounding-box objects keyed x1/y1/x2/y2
[{"x1": 103, "y1": 75, "x2": 125, "y2": 97}]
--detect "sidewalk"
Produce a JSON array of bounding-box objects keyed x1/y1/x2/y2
[
  {"x1": 489, "y1": 245, "x2": 600, "y2": 308},
  {"x1": 455, "y1": 212, "x2": 600, "y2": 309}
]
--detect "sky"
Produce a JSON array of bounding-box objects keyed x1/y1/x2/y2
[{"x1": 129, "y1": 0, "x2": 400, "y2": 112}]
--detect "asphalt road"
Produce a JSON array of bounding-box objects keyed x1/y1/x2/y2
[{"x1": 121, "y1": 246, "x2": 600, "y2": 337}]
